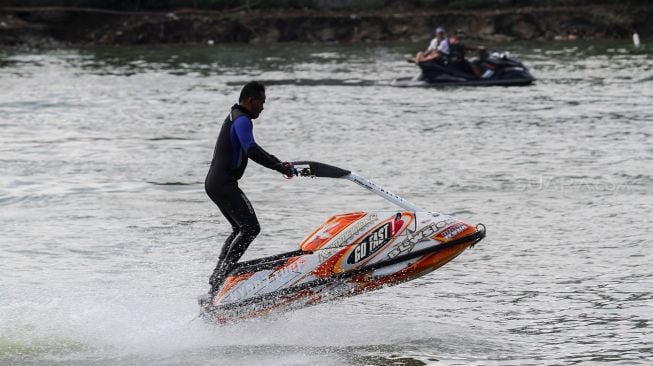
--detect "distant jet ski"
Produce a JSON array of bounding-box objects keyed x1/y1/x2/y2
[
  {"x1": 393, "y1": 51, "x2": 535, "y2": 87},
  {"x1": 199, "y1": 161, "x2": 486, "y2": 323}
]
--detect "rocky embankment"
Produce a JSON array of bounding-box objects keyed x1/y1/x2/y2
[{"x1": 1, "y1": 5, "x2": 651, "y2": 47}]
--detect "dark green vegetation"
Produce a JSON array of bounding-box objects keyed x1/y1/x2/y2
[
  {"x1": 1, "y1": 1, "x2": 650, "y2": 46},
  {"x1": 2, "y1": 0, "x2": 650, "y2": 11},
  {"x1": 446, "y1": 0, "x2": 646, "y2": 9}
]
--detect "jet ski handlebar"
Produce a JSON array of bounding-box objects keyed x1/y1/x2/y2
[
  {"x1": 290, "y1": 161, "x2": 351, "y2": 178},
  {"x1": 290, "y1": 161, "x2": 424, "y2": 212}
]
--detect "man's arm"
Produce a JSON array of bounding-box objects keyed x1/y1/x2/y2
[
  {"x1": 233, "y1": 117, "x2": 290, "y2": 174},
  {"x1": 426, "y1": 38, "x2": 438, "y2": 52}
]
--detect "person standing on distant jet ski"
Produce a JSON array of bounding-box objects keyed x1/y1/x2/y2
[
  {"x1": 205, "y1": 81, "x2": 295, "y2": 294},
  {"x1": 415, "y1": 26, "x2": 450, "y2": 63}
]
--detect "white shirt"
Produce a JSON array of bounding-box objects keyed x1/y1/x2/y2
[{"x1": 427, "y1": 37, "x2": 450, "y2": 55}]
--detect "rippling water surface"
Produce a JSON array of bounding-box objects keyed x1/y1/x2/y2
[{"x1": 1, "y1": 41, "x2": 652, "y2": 365}]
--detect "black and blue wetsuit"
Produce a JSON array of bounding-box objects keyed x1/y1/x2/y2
[{"x1": 205, "y1": 104, "x2": 284, "y2": 292}]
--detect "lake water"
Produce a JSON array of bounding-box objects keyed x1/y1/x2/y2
[{"x1": 1, "y1": 41, "x2": 651, "y2": 365}]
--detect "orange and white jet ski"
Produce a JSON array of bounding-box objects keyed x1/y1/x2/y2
[{"x1": 199, "y1": 161, "x2": 485, "y2": 323}]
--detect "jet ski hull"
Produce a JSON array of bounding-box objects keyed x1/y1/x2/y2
[
  {"x1": 200, "y1": 211, "x2": 485, "y2": 323},
  {"x1": 391, "y1": 75, "x2": 535, "y2": 87}
]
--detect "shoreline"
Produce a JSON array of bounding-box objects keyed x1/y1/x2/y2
[{"x1": 1, "y1": 5, "x2": 651, "y2": 47}]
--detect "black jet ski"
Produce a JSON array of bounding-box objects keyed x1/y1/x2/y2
[{"x1": 393, "y1": 51, "x2": 535, "y2": 87}]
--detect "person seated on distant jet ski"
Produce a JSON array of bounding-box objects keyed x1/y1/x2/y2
[
  {"x1": 415, "y1": 26, "x2": 449, "y2": 64},
  {"x1": 447, "y1": 29, "x2": 485, "y2": 79},
  {"x1": 470, "y1": 49, "x2": 496, "y2": 80},
  {"x1": 204, "y1": 81, "x2": 295, "y2": 294}
]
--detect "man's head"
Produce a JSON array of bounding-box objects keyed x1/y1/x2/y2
[
  {"x1": 435, "y1": 26, "x2": 446, "y2": 39},
  {"x1": 239, "y1": 81, "x2": 266, "y2": 119}
]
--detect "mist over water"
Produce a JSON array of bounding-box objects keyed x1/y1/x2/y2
[{"x1": 1, "y1": 41, "x2": 651, "y2": 365}]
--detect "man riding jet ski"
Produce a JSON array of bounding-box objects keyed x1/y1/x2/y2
[{"x1": 199, "y1": 161, "x2": 486, "y2": 323}]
